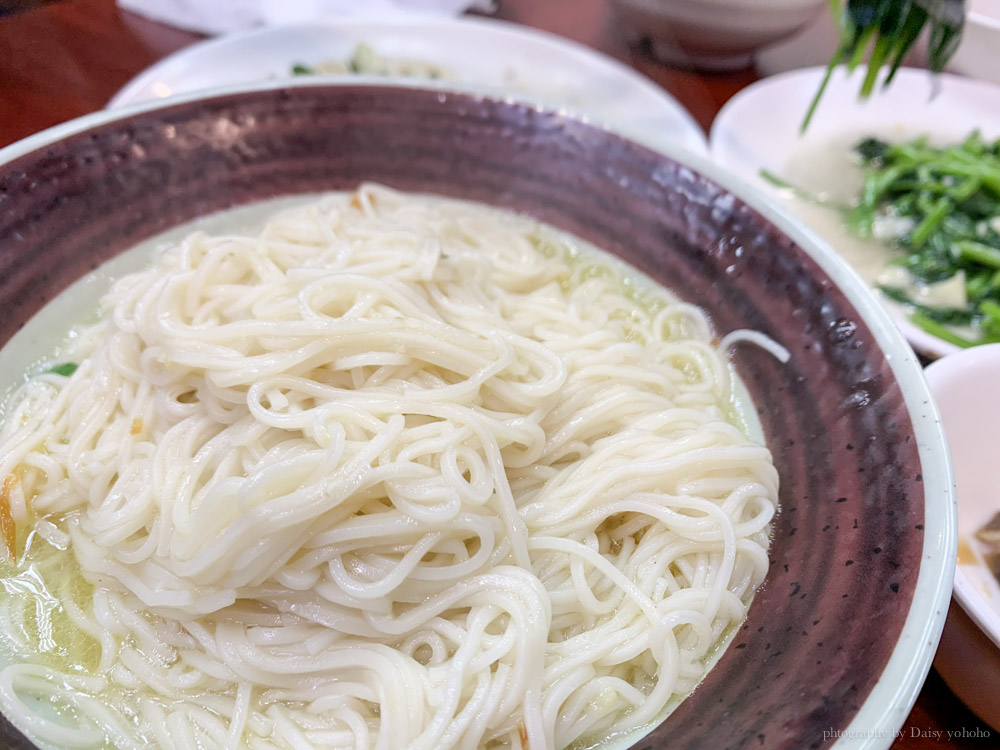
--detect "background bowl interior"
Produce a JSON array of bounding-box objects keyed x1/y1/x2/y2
[{"x1": 0, "y1": 85, "x2": 928, "y2": 750}]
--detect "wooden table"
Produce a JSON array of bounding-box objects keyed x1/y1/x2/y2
[{"x1": 0, "y1": 1, "x2": 995, "y2": 749}]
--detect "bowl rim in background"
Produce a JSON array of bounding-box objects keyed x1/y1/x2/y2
[
  {"x1": 0, "y1": 78, "x2": 957, "y2": 750},
  {"x1": 969, "y1": 5, "x2": 1000, "y2": 29}
]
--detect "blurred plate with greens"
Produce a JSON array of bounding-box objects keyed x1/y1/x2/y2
[{"x1": 711, "y1": 65, "x2": 1000, "y2": 358}]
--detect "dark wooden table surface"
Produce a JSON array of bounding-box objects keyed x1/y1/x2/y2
[{"x1": 0, "y1": 0, "x2": 996, "y2": 749}]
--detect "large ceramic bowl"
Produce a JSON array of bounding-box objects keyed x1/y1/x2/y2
[{"x1": 0, "y1": 82, "x2": 954, "y2": 750}]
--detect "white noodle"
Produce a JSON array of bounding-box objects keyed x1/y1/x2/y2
[
  {"x1": 0, "y1": 185, "x2": 778, "y2": 750},
  {"x1": 717, "y1": 329, "x2": 791, "y2": 364}
]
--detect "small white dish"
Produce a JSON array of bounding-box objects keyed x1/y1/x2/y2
[
  {"x1": 710, "y1": 66, "x2": 1000, "y2": 359},
  {"x1": 108, "y1": 17, "x2": 708, "y2": 155},
  {"x1": 924, "y1": 343, "x2": 1000, "y2": 730}
]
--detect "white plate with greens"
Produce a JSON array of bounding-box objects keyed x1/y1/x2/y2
[
  {"x1": 710, "y1": 66, "x2": 1000, "y2": 359},
  {"x1": 108, "y1": 17, "x2": 708, "y2": 156}
]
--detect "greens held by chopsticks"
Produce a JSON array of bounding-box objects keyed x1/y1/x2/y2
[
  {"x1": 849, "y1": 132, "x2": 1000, "y2": 348},
  {"x1": 803, "y1": 0, "x2": 966, "y2": 131}
]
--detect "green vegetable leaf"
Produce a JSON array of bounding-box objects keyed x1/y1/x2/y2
[
  {"x1": 47, "y1": 362, "x2": 78, "y2": 377},
  {"x1": 855, "y1": 137, "x2": 890, "y2": 166},
  {"x1": 909, "y1": 311, "x2": 979, "y2": 347},
  {"x1": 803, "y1": 0, "x2": 966, "y2": 131}
]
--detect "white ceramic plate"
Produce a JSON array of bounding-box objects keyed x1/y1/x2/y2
[
  {"x1": 109, "y1": 17, "x2": 708, "y2": 155},
  {"x1": 924, "y1": 344, "x2": 1000, "y2": 730},
  {"x1": 710, "y1": 66, "x2": 1000, "y2": 359}
]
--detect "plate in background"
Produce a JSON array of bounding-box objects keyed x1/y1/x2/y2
[
  {"x1": 109, "y1": 17, "x2": 708, "y2": 155},
  {"x1": 925, "y1": 344, "x2": 1000, "y2": 731},
  {"x1": 710, "y1": 66, "x2": 1000, "y2": 359}
]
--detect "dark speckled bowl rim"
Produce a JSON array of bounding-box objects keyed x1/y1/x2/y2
[{"x1": 0, "y1": 78, "x2": 956, "y2": 750}]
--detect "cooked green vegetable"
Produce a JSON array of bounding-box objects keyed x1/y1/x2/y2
[
  {"x1": 764, "y1": 131, "x2": 1000, "y2": 346},
  {"x1": 850, "y1": 132, "x2": 1000, "y2": 346},
  {"x1": 46, "y1": 362, "x2": 78, "y2": 377},
  {"x1": 804, "y1": 0, "x2": 966, "y2": 131},
  {"x1": 288, "y1": 44, "x2": 449, "y2": 80}
]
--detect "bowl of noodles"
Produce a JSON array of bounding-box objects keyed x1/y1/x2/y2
[{"x1": 0, "y1": 81, "x2": 954, "y2": 750}]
